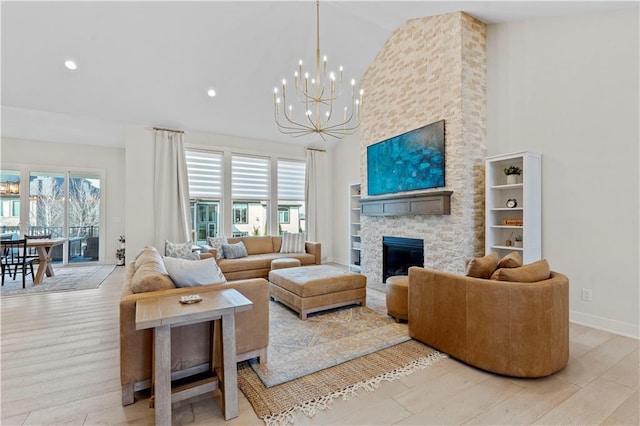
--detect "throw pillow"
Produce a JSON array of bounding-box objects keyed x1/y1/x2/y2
[
  {"x1": 465, "y1": 252, "x2": 499, "y2": 279},
  {"x1": 222, "y1": 241, "x2": 248, "y2": 259},
  {"x1": 134, "y1": 246, "x2": 162, "y2": 270},
  {"x1": 165, "y1": 240, "x2": 193, "y2": 259},
  {"x1": 280, "y1": 232, "x2": 306, "y2": 254},
  {"x1": 163, "y1": 256, "x2": 227, "y2": 287},
  {"x1": 207, "y1": 235, "x2": 228, "y2": 259},
  {"x1": 131, "y1": 247, "x2": 176, "y2": 293},
  {"x1": 497, "y1": 251, "x2": 522, "y2": 269},
  {"x1": 491, "y1": 259, "x2": 551, "y2": 283}
]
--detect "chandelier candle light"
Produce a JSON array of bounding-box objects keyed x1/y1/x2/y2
[{"x1": 273, "y1": 0, "x2": 363, "y2": 140}]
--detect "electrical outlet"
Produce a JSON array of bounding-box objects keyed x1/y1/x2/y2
[{"x1": 582, "y1": 288, "x2": 593, "y2": 302}]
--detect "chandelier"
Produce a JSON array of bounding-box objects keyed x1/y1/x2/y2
[{"x1": 273, "y1": 1, "x2": 363, "y2": 140}]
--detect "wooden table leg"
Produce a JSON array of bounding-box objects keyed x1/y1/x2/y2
[
  {"x1": 154, "y1": 325, "x2": 172, "y2": 425},
  {"x1": 33, "y1": 246, "x2": 49, "y2": 284},
  {"x1": 43, "y1": 246, "x2": 55, "y2": 277},
  {"x1": 219, "y1": 313, "x2": 238, "y2": 420}
]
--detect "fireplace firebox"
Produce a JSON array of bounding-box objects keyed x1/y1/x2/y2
[{"x1": 382, "y1": 236, "x2": 424, "y2": 282}]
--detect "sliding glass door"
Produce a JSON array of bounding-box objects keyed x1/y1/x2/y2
[
  {"x1": 68, "y1": 173, "x2": 101, "y2": 261},
  {"x1": 28, "y1": 171, "x2": 65, "y2": 238},
  {"x1": 28, "y1": 171, "x2": 101, "y2": 263}
]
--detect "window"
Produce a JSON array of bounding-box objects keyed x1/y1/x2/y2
[
  {"x1": 186, "y1": 150, "x2": 223, "y2": 198},
  {"x1": 184, "y1": 150, "x2": 304, "y2": 238},
  {"x1": 232, "y1": 155, "x2": 269, "y2": 236},
  {"x1": 0, "y1": 200, "x2": 20, "y2": 220},
  {"x1": 186, "y1": 150, "x2": 223, "y2": 242},
  {"x1": 190, "y1": 200, "x2": 219, "y2": 244},
  {"x1": 278, "y1": 207, "x2": 290, "y2": 224},
  {"x1": 277, "y1": 160, "x2": 305, "y2": 234},
  {"x1": 0, "y1": 170, "x2": 21, "y2": 233},
  {"x1": 12, "y1": 201, "x2": 19, "y2": 217},
  {"x1": 233, "y1": 203, "x2": 248, "y2": 224}
]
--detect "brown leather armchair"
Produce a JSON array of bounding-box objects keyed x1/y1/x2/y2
[{"x1": 408, "y1": 266, "x2": 569, "y2": 378}]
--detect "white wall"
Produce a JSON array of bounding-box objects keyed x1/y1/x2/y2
[
  {"x1": 330, "y1": 132, "x2": 361, "y2": 265},
  {"x1": 487, "y1": 8, "x2": 639, "y2": 337},
  {"x1": 1, "y1": 137, "x2": 126, "y2": 264},
  {"x1": 124, "y1": 125, "x2": 310, "y2": 257}
]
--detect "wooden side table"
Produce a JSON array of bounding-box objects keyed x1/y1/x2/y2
[{"x1": 135, "y1": 289, "x2": 252, "y2": 425}]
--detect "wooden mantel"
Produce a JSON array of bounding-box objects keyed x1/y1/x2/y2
[{"x1": 360, "y1": 191, "x2": 453, "y2": 216}]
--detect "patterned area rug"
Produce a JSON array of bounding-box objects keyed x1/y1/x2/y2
[
  {"x1": 239, "y1": 339, "x2": 446, "y2": 426},
  {"x1": 251, "y1": 288, "x2": 410, "y2": 387},
  {"x1": 0, "y1": 265, "x2": 115, "y2": 296}
]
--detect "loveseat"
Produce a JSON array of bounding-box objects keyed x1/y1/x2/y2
[
  {"x1": 203, "y1": 236, "x2": 321, "y2": 281},
  {"x1": 408, "y1": 257, "x2": 569, "y2": 378},
  {"x1": 119, "y1": 247, "x2": 269, "y2": 405}
]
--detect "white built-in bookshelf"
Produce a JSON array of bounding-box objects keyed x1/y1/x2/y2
[{"x1": 485, "y1": 152, "x2": 541, "y2": 264}]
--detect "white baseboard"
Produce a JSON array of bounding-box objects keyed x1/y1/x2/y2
[{"x1": 570, "y1": 310, "x2": 639, "y2": 339}]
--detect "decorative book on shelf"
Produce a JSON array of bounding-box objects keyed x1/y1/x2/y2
[{"x1": 502, "y1": 218, "x2": 523, "y2": 226}]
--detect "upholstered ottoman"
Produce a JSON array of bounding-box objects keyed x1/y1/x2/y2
[
  {"x1": 268, "y1": 265, "x2": 367, "y2": 320},
  {"x1": 271, "y1": 258, "x2": 301, "y2": 270},
  {"x1": 386, "y1": 275, "x2": 408, "y2": 322}
]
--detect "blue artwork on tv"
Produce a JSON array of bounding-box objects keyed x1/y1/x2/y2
[{"x1": 367, "y1": 120, "x2": 445, "y2": 196}]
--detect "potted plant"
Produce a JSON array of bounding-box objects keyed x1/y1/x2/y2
[
  {"x1": 504, "y1": 165, "x2": 522, "y2": 184},
  {"x1": 116, "y1": 235, "x2": 126, "y2": 265},
  {"x1": 514, "y1": 235, "x2": 523, "y2": 248}
]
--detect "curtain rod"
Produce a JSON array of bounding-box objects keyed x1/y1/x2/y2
[
  {"x1": 306, "y1": 147, "x2": 326, "y2": 152},
  {"x1": 152, "y1": 126, "x2": 184, "y2": 134}
]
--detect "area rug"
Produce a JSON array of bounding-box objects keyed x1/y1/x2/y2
[
  {"x1": 0, "y1": 264, "x2": 115, "y2": 296},
  {"x1": 239, "y1": 339, "x2": 447, "y2": 426},
  {"x1": 251, "y1": 288, "x2": 411, "y2": 387}
]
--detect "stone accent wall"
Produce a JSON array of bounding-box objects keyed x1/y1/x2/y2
[{"x1": 359, "y1": 12, "x2": 486, "y2": 283}]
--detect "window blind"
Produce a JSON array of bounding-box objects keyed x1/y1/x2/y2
[
  {"x1": 232, "y1": 155, "x2": 269, "y2": 200},
  {"x1": 277, "y1": 160, "x2": 305, "y2": 200},
  {"x1": 186, "y1": 150, "x2": 223, "y2": 198}
]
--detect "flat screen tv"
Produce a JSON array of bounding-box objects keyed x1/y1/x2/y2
[{"x1": 367, "y1": 120, "x2": 445, "y2": 196}]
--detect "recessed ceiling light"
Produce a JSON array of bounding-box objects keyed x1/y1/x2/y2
[
  {"x1": 64, "y1": 60, "x2": 77, "y2": 70},
  {"x1": 207, "y1": 89, "x2": 216, "y2": 97}
]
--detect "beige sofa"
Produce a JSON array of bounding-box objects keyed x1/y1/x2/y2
[
  {"x1": 204, "y1": 236, "x2": 321, "y2": 281},
  {"x1": 408, "y1": 261, "x2": 569, "y2": 378},
  {"x1": 119, "y1": 247, "x2": 269, "y2": 406}
]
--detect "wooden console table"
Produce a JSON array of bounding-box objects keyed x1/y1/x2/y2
[{"x1": 135, "y1": 289, "x2": 253, "y2": 424}]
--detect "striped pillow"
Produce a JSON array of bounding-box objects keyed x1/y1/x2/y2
[
  {"x1": 222, "y1": 241, "x2": 248, "y2": 259},
  {"x1": 280, "y1": 232, "x2": 306, "y2": 254}
]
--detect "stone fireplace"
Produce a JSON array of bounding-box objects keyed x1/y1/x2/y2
[{"x1": 359, "y1": 12, "x2": 487, "y2": 283}]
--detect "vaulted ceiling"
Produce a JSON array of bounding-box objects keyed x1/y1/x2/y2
[{"x1": 1, "y1": 1, "x2": 634, "y2": 147}]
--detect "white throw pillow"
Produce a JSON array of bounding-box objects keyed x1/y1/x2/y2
[
  {"x1": 206, "y1": 235, "x2": 228, "y2": 259},
  {"x1": 280, "y1": 232, "x2": 306, "y2": 253},
  {"x1": 162, "y1": 256, "x2": 227, "y2": 287}
]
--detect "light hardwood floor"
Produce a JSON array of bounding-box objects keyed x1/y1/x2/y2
[{"x1": 1, "y1": 266, "x2": 638, "y2": 425}]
